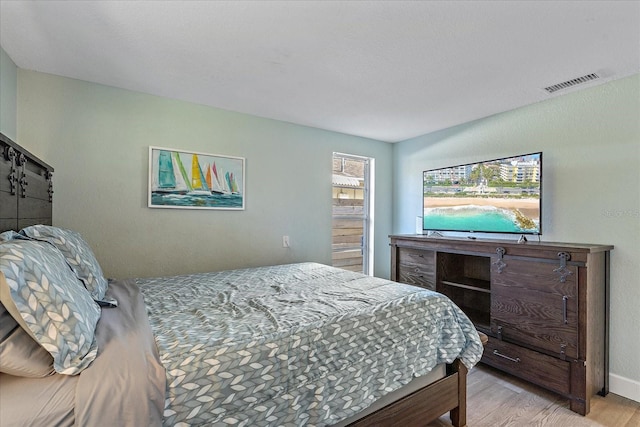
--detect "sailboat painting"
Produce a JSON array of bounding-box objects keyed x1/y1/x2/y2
[{"x1": 149, "y1": 146, "x2": 245, "y2": 210}]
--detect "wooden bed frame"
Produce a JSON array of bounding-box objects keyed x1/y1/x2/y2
[
  {"x1": 0, "y1": 131, "x2": 468, "y2": 427},
  {"x1": 350, "y1": 360, "x2": 468, "y2": 427},
  {"x1": 1, "y1": 132, "x2": 54, "y2": 231}
]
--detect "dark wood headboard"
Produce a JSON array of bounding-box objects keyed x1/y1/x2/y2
[{"x1": 1, "y1": 132, "x2": 54, "y2": 233}]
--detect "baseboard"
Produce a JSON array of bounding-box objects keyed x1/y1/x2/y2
[{"x1": 610, "y1": 373, "x2": 640, "y2": 403}]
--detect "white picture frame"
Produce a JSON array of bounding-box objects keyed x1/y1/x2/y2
[{"x1": 148, "y1": 146, "x2": 245, "y2": 210}]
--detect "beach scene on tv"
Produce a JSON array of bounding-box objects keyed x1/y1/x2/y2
[{"x1": 423, "y1": 153, "x2": 541, "y2": 234}]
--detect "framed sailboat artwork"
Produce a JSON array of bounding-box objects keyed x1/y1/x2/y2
[{"x1": 148, "y1": 146, "x2": 245, "y2": 210}]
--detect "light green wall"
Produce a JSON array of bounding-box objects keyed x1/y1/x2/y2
[
  {"x1": 10, "y1": 56, "x2": 639, "y2": 400},
  {"x1": 393, "y1": 73, "x2": 640, "y2": 397},
  {"x1": 16, "y1": 70, "x2": 393, "y2": 279},
  {"x1": 0, "y1": 46, "x2": 18, "y2": 139}
]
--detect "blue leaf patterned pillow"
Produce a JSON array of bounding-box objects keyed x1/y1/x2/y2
[
  {"x1": 0, "y1": 230, "x2": 22, "y2": 243},
  {"x1": 20, "y1": 225, "x2": 109, "y2": 301},
  {"x1": 0, "y1": 240, "x2": 100, "y2": 375}
]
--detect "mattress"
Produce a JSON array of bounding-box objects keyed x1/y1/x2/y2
[{"x1": 137, "y1": 262, "x2": 483, "y2": 426}]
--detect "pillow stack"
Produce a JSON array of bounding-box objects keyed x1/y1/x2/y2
[
  {"x1": 0, "y1": 226, "x2": 110, "y2": 376},
  {"x1": 20, "y1": 225, "x2": 113, "y2": 305}
]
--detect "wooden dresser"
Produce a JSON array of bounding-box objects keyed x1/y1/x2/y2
[{"x1": 389, "y1": 234, "x2": 613, "y2": 415}]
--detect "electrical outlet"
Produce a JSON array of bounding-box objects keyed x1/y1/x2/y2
[{"x1": 282, "y1": 235, "x2": 290, "y2": 248}]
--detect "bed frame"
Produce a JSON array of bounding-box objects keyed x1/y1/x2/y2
[
  {"x1": 0, "y1": 132, "x2": 468, "y2": 427},
  {"x1": 349, "y1": 360, "x2": 467, "y2": 426},
  {"x1": 1, "y1": 132, "x2": 54, "y2": 231}
]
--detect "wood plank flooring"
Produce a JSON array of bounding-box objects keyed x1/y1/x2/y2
[{"x1": 428, "y1": 365, "x2": 640, "y2": 427}]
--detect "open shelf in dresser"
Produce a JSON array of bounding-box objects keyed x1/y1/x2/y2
[{"x1": 437, "y1": 252, "x2": 491, "y2": 331}]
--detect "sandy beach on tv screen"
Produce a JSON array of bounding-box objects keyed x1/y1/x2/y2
[{"x1": 425, "y1": 197, "x2": 540, "y2": 219}]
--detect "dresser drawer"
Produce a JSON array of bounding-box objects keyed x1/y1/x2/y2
[
  {"x1": 397, "y1": 248, "x2": 436, "y2": 290},
  {"x1": 481, "y1": 336, "x2": 571, "y2": 396},
  {"x1": 398, "y1": 268, "x2": 435, "y2": 290},
  {"x1": 398, "y1": 248, "x2": 435, "y2": 267}
]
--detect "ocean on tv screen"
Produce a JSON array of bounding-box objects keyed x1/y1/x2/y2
[{"x1": 423, "y1": 204, "x2": 540, "y2": 233}]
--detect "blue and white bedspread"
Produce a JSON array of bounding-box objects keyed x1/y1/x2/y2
[{"x1": 137, "y1": 262, "x2": 483, "y2": 427}]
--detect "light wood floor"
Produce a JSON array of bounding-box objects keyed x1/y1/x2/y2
[{"x1": 428, "y1": 364, "x2": 640, "y2": 427}]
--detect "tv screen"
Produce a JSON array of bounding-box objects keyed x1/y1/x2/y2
[{"x1": 423, "y1": 152, "x2": 542, "y2": 234}]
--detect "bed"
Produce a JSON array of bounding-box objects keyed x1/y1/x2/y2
[{"x1": 0, "y1": 133, "x2": 483, "y2": 426}]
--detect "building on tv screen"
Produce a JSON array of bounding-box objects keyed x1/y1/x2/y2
[{"x1": 423, "y1": 153, "x2": 541, "y2": 234}]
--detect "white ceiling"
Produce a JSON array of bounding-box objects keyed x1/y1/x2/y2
[{"x1": 1, "y1": 1, "x2": 639, "y2": 142}]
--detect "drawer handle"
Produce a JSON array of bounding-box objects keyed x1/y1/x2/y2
[
  {"x1": 562, "y1": 295, "x2": 568, "y2": 324},
  {"x1": 493, "y1": 349, "x2": 520, "y2": 363}
]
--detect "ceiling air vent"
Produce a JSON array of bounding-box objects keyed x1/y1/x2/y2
[{"x1": 543, "y1": 73, "x2": 600, "y2": 94}]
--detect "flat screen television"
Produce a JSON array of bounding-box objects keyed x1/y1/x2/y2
[{"x1": 423, "y1": 152, "x2": 542, "y2": 235}]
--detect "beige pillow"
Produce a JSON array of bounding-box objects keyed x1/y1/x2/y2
[{"x1": 0, "y1": 273, "x2": 55, "y2": 377}]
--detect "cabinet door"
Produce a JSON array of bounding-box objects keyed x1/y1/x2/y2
[
  {"x1": 397, "y1": 248, "x2": 436, "y2": 290},
  {"x1": 491, "y1": 258, "x2": 578, "y2": 359}
]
